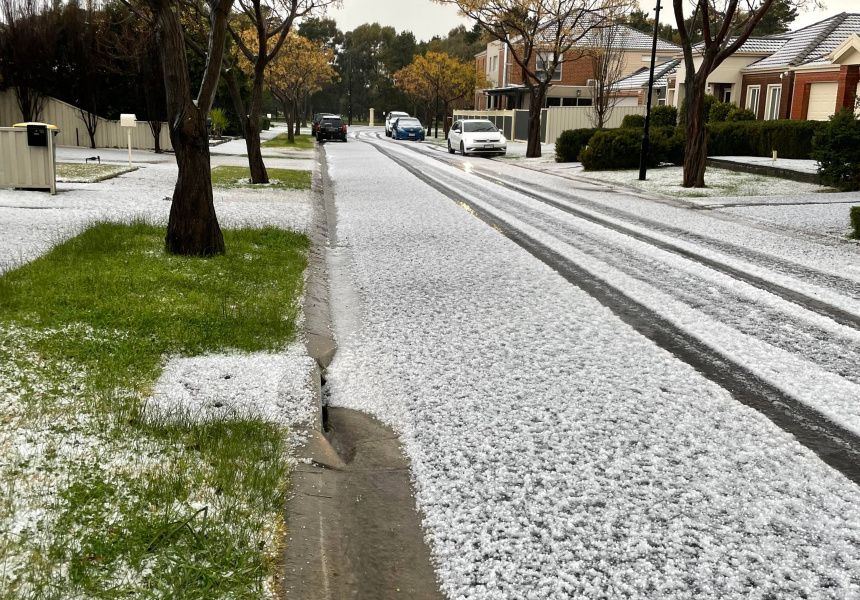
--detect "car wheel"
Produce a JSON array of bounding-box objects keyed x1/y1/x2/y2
[
  {"x1": 448, "y1": 141, "x2": 455, "y2": 154},
  {"x1": 460, "y1": 142, "x2": 467, "y2": 156}
]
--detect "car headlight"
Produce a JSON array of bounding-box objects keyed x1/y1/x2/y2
[{"x1": 500, "y1": 136, "x2": 506, "y2": 143}]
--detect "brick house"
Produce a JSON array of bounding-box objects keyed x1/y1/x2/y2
[
  {"x1": 662, "y1": 12, "x2": 860, "y2": 121},
  {"x1": 474, "y1": 25, "x2": 679, "y2": 111}
]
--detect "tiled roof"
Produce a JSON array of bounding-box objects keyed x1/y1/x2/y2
[
  {"x1": 529, "y1": 17, "x2": 679, "y2": 51},
  {"x1": 692, "y1": 36, "x2": 787, "y2": 54},
  {"x1": 614, "y1": 58, "x2": 681, "y2": 89},
  {"x1": 744, "y1": 12, "x2": 860, "y2": 71}
]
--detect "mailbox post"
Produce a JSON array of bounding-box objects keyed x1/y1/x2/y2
[{"x1": 120, "y1": 113, "x2": 136, "y2": 167}]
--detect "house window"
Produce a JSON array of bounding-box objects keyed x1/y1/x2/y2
[
  {"x1": 746, "y1": 85, "x2": 761, "y2": 117},
  {"x1": 537, "y1": 52, "x2": 562, "y2": 82},
  {"x1": 765, "y1": 84, "x2": 781, "y2": 120}
]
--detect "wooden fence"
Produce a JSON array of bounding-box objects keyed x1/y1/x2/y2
[
  {"x1": 0, "y1": 89, "x2": 172, "y2": 151},
  {"x1": 454, "y1": 105, "x2": 648, "y2": 144}
]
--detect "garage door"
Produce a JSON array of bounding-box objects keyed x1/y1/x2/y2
[{"x1": 807, "y1": 82, "x2": 838, "y2": 120}]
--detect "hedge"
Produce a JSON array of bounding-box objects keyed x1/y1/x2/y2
[
  {"x1": 260, "y1": 116, "x2": 272, "y2": 131},
  {"x1": 621, "y1": 113, "x2": 646, "y2": 128},
  {"x1": 650, "y1": 105, "x2": 677, "y2": 128},
  {"x1": 707, "y1": 119, "x2": 824, "y2": 159},
  {"x1": 812, "y1": 108, "x2": 860, "y2": 191},
  {"x1": 580, "y1": 126, "x2": 684, "y2": 170},
  {"x1": 555, "y1": 128, "x2": 600, "y2": 163}
]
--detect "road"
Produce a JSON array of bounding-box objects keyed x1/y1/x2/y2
[{"x1": 322, "y1": 128, "x2": 860, "y2": 599}]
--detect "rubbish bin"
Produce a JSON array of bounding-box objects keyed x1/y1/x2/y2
[{"x1": 0, "y1": 122, "x2": 60, "y2": 194}]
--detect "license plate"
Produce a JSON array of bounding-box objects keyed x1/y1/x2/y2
[
  {"x1": 484, "y1": 144, "x2": 493, "y2": 149},
  {"x1": 409, "y1": 133, "x2": 415, "y2": 137}
]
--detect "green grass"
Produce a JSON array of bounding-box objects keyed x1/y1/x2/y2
[
  {"x1": 56, "y1": 163, "x2": 137, "y2": 183},
  {"x1": 0, "y1": 222, "x2": 308, "y2": 598},
  {"x1": 260, "y1": 133, "x2": 315, "y2": 151},
  {"x1": 211, "y1": 166, "x2": 312, "y2": 190}
]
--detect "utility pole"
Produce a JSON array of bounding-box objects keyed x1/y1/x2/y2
[
  {"x1": 639, "y1": 0, "x2": 662, "y2": 181},
  {"x1": 348, "y1": 50, "x2": 353, "y2": 126}
]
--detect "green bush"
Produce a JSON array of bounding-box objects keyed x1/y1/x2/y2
[
  {"x1": 708, "y1": 101, "x2": 734, "y2": 123},
  {"x1": 851, "y1": 207, "x2": 860, "y2": 238},
  {"x1": 209, "y1": 108, "x2": 230, "y2": 138},
  {"x1": 555, "y1": 128, "x2": 600, "y2": 163},
  {"x1": 707, "y1": 120, "x2": 823, "y2": 159},
  {"x1": 812, "y1": 108, "x2": 860, "y2": 191},
  {"x1": 650, "y1": 105, "x2": 677, "y2": 128},
  {"x1": 621, "y1": 113, "x2": 646, "y2": 128},
  {"x1": 260, "y1": 116, "x2": 272, "y2": 131},
  {"x1": 579, "y1": 126, "x2": 684, "y2": 170},
  {"x1": 726, "y1": 107, "x2": 756, "y2": 121},
  {"x1": 679, "y1": 94, "x2": 718, "y2": 127}
]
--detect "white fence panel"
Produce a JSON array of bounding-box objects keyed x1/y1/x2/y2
[
  {"x1": 0, "y1": 89, "x2": 173, "y2": 151},
  {"x1": 0, "y1": 127, "x2": 57, "y2": 194}
]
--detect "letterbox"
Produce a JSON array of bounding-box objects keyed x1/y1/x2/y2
[{"x1": 27, "y1": 124, "x2": 47, "y2": 147}]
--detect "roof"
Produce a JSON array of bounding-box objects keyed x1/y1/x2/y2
[
  {"x1": 574, "y1": 24, "x2": 680, "y2": 51},
  {"x1": 743, "y1": 12, "x2": 860, "y2": 71},
  {"x1": 614, "y1": 58, "x2": 681, "y2": 90}
]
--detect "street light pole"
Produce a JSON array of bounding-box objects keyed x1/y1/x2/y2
[{"x1": 639, "y1": 0, "x2": 663, "y2": 181}]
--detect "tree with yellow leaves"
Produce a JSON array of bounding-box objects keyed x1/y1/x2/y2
[
  {"x1": 264, "y1": 33, "x2": 336, "y2": 143},
  {"x1": 395, "y1": 52, "x2": 483, "y2": 139}
]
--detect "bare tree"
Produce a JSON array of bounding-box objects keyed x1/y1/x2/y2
[
  {"x1": 587, "y1": 23, "x2": 626, "y2": 128},
  {"x1": 120, "y1": 0, "x2": 234, "y2": 256},
  {"x1": 674, "y1": 0, "x2": 809, "y2": 187},
  {"x1": 435, "y1": 0, "x2": 630, "y2": 157},
  {"x1": 0, "y1": 0, "x2": 58, "y2": 122}
]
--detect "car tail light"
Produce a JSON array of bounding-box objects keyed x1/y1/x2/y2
[{"x1": 342, "y1": 125, "x2": 347, "y2": 132}]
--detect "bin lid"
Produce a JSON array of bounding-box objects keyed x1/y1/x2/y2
[{"x1": 13, "y1": 122, "x2": 59, "y2": 130}]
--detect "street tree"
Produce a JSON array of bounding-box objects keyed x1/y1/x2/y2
[
  {"x1": 673, "y1": 0, "x2": 807, "y2": 187},
  {"x1": 264, "y1": 33, "x2": 336, "y2": 142},
  {"x1": 395, "y1": 52, "x2": 482, "y2": 138},
  {"x1": 225, "y1": 0, "x2": 338, "y2": 184},
  {"x1": 119, "y1": 0, "x2": 234, "y2": 256},
  {"x1": 587, "y1": 24, "x2": 626, "y2": 129},
  {"x1": 434, "y1": 0, "x2": 630, "y2": 158}
]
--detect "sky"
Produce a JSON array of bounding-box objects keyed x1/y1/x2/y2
[
  {"x1": 325, "y1": 0, "x2": 473, "y2": 42},
  {"x1": 324, "y1": 0, "x2": 855, "y2": 42}
]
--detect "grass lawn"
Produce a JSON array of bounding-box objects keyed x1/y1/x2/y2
[
  {"x1": 211, "y1": 166, "x2": 312, "y2": 190},
  {"x1": 260, "y1": 133, "x2": 315, "y2": 151},
  {"x1": 56, "y1": 163, "x2": 137, "y2": 183},
  {"x1": 240, "y1": 154, "x2": 309, "y2": 160},
  {"x1": 0, "y1": 222, "x2": 308, "y2": 598}
]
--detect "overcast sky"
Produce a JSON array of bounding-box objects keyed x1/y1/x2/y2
[
  {"x1": 325, "y1": 0, "x2": 472, "y2": 41},
  {"x1": 325, "y1": 0, "x2": 854, "y2": 42}
]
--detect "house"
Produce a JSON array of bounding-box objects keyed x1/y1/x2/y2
[
  {"x1": 662, "y1": 12, "x2": 860, "y2": 121},
  {"x1": 474, "y1": 25, "x2": 680, "y2": 111}
]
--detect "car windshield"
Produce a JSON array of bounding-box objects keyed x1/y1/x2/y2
[
  {"x1": 398, "y1": 119, "x2": 421, "y2": 127},
  {"x1": 390, "y1": 113, "x2": 409, "y2": 119},
  {"x1": 322, "y1": 118, "x2": 343, "y2": 126},
  {"x1": 464, "y1": 121, "x2": 498, "y2": 133}
]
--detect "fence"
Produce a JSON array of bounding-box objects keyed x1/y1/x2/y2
[
  {"x1": 454, "y1": 105, "x2": 647, "y2": 144},
  {"x1": 0, "y1": 127, "x2": 58, "y2": 194},
  {"x1": 0, "y1": 89, "x2": 173, "y2": 152}
]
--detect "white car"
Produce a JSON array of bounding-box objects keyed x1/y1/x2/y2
[
  {"x1": 448, "y1": 119, "x2": 507, "y2": 156},
  {"x1": 385, "y1": 111, "x2": 410, "y2": 137}
]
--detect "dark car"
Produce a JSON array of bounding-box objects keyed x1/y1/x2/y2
[
  {"x1": 391, "y1": 117, "x2": 425, "y2": 141},
  {"x1": 317, "y1": 116, "x2": 347, "y2": 142},
  {"x1": 311, "y1": 113, "x2": 336, "y2": 136}
]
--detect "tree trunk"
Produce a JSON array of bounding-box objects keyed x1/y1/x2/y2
[
  {"x1": 682, "y1": 79, "x2": 708, "y2": 188},
  {"x1": 150, "y1": 0, "x2": 227, "y2": 256},
  {"x1": 526, "y1": 86, "x2": 546, "y2": 158},
  {"x1": 287, "y1": 100, "x2": 296, "y2": 143},
  {"x1": 149, "y1": 121, "x2": 163, "y2": 153},
  {"x1": 165, "y1": 110, "x2": 225, "y2": 256},
  {"x1": 293, "y1": 103, "x2": 300, "y2": 137}
]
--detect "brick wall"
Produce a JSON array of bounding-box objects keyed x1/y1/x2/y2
[
  {"x1": 790, "y1": 70, "x2": 840, "y2": 119},
  {"x1": 739, "y1": 72, "x2": 794, "y2": 119},
  {"x1": 507, "y1": 52, "x2": 596, "y2": 86},
  {"x1": 836, "y1": 65, "x2": 860, "y2": 111}
]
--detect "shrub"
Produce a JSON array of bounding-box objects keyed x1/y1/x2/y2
[
  {"x1": 621, "y1": 113, "x2": 646, "y2": 128},
  {"x1": 812, "y1": 108, "x2": 860, "y2": 191},
  {"x1": 650, "y1": 105, "x2": 677, "y2": 128},
  {"x1": 708, "y1": 101, "x2": 733, "y2": 123},
  {"x1": 579, "y1": 126, "x2": 684, "y2": 170},
  {"x1": 555, "y1": 128, "x2": 599, "y2": 163},
  {"x1": 851, "y1": 207, "x2": 860, "y2": 238},
  {"x1": 209, "y1": 108, "x2": 230, "y2": 138},
  {"x1": 260, "y1": 116, "x2": 272, "y2": 131},
  {"x1": 679, "y1": 94, "x2": 718, "y2": 127},
  {"x1": 707, "y1": 120, "x2": 823, "y2": 159},
  {"x1": 726, "y1": 107, "x2": 756, "y2": 121}
]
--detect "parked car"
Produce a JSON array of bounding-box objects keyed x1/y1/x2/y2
[
  {"x1": 311, "y1": 113, "x2": 336, "y2": 136},
  {"x1": 317, "y1": 115, "x2": 347, "y2": 142},
  {"x1": 447, "y1": 119, "x2": 507, "y2": 157},
  {"x1": 385, "y1": 111, "x2": 410, "y2": 137},
  {"x1": 391, "y1": 117, "x2": 425, "y2": 141}
]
